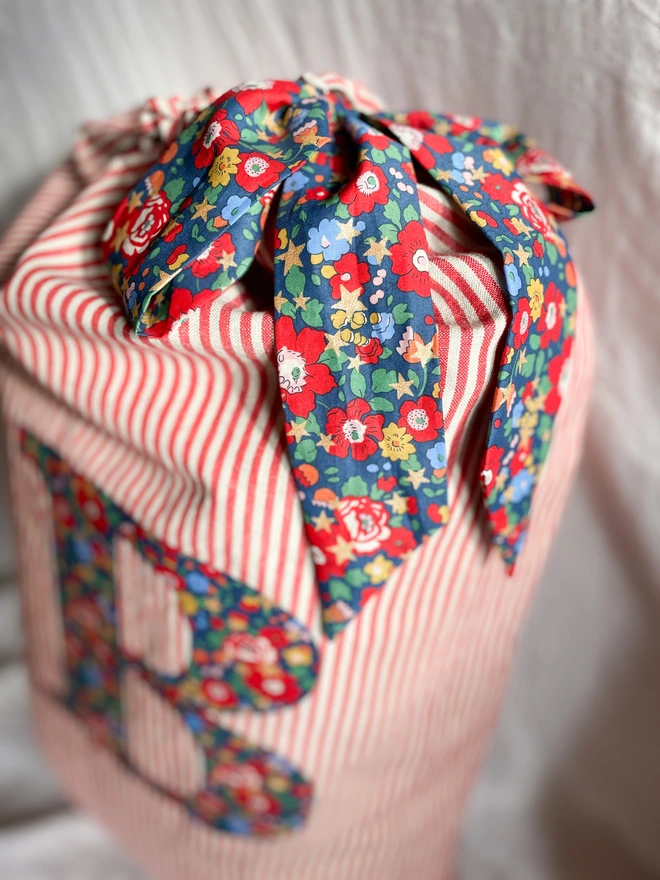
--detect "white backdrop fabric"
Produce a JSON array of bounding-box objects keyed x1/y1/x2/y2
[{"x1": 0, "y1": 1, "x2": 659, "y2": 877}]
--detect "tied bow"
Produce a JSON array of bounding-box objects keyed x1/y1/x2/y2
[{"x1": 104, "y1": 74, "x2": 593, "y2": 637}]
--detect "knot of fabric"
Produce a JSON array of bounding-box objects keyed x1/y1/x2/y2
[{"x1": 103, "y1": 73, "x2": 593, "y2": 637}]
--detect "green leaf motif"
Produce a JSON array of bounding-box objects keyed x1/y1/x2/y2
[
  {"x1": 329, "y1": 578, "x2": 355, "y2": 601},
  {"x1": 345, "y1": 568, "x2": 370, "y2": 588},
  {"x1": 301, "y1": 299, "x2": 324, "y2": 328},
  {"x1": 371, "y1": 148, "x2": 386, "y2": 164},
  {"x1": 164, "y1": 177, "x2": 186, "y2": 202},
  {"x1": 392, "y1": 302, "x2": 413, "y2": 324},
  {"x1": 519, "y1": 352, "x2": 536, "y2": 378},
  {"x1": 383, "y1": 200, "x2": 401, "y2": 229},
  {"x1": 294, "y1": 438, "x2": 317, "y2": 463},
  {"x1": 370, "y1": 396, "x2": 395, "y2": 413},
  {"x1": 403, "y1": 203, "x2": 419, "y2": 223},
  {"x1": 284, "y1": 265, "x2": 306, "y2": 297},
  {"x1": 342, "y1": 474, "x2": 369, "y2": 497},
  {"x1": 350, "y1": 370, "x2": 367, "y2": 398},
  {"x1": 371, "y1": 367, "x2": 398, "y2": 393}
]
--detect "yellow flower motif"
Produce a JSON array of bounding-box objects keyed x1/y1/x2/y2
[
  {"x1": 527, "y1": 277, "x2": 544, "y2": 321},
  {"x1": 283, "y1": 644, "x2": 314, "y2": 666},
  {"x1": 519, "y1": 411, "x2": 539, "y2": 446},
  {"x1": 379, "y1": 423, "x2": 415, "y2": 461},
  {"x1": 364, "y1": 554, "x2": 395, "y2": 584},
  {"x1": 208, "y1": 147, "x2": 240, "y2": 188},
  {"x1": 266, "y1": 774, "x2": 291, "y2": 793},
  {"x1": 483, "y1": 148, "x2": 514, "y2": 175},
  {"x1": 330, "y1": 309, "x2": 367, "y2": 331},
  {"x1": 436, "y1": 504, "x2": 450, "y2": 525},
  {"x1": 469, "y1": 209, "x2": 488, "y2": 228},
  {"x1": 179, "y1": 593, "x2": 198, "y2": 615}
]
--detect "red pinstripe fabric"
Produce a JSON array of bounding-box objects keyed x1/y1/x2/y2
[{"x1": 0, "y1": 100, "x2": 594, "y2": 879}]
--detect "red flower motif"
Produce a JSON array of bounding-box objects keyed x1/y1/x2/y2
[
  {"x1": 377, "y1": 475, "x2": 397, "y2": 492},
  {"x1": 276, "y1": 316, "x2": 336, "y2": 418},
  {"x1": 383, "y1": 526, "x2": 416, "y2": 557},
  {"x1": 512, "y1": 297, "x2": 532, "y2": 348},
  {"x1": 510, "y1": 440, "x2": 531, "y2": 475},
  {"x1": 233, "y1": 80, "x2": 296, "y2": 114},
  {"x1": 545, "y1": 338, "x2": 573, "y2": 415},
  {"x1": 245, "y1": 669, "x2": 301, "y2": 704},
  {"x1": 306, "y1": 521, "x2": 351, "y2": 582},
  {"x1": 192, "y1": 109, "x2": 240, "y2": 169},
  {"x1": 75, "y1": 483, "x2": 109, "y2": 533},
  {"x1": 511, "y1": 181, "x2": 554, "y2": 238},
  {"x1": 389, "y1": 220, "x2": 431, "y2": 294},
  {"x1": 202, "y1": 678, "x2": 239, "y2": 708},
  {"x1": 121, "y1": 191, "x2": 171, "y2": 257},
  {"x1": 191, "y1": 232, "x2": 236, "y2": 278},
  {"x1": 235, "y1": 152, "x2": 286, "y2": 193},
  {"x1": 398, "y1": 396, "x2": 442, "y2": 442},
  {"x1": 537, "y1": 282, "x2": 564, "y2": 349},
  {"x1": 427, "y1": 504, "x2": 446, "y2": 525},
  {"x1": 335, "y1": 496, "x2": 391, "y2": 555},
  {"x1": 339, "y1": 160, "x2": 389, "y2": 216},
  {"x1": 406, "y1": 111, "x2": 435, "y2": 130},
  {"x1": 483, "y1": 173, "x2": 516, "y2": 204},
  {"x1": 325, "y1": 398, "x2": 384, "y2": 460},
  {"x1": 480, "y1": 445, "x2": 504, "y2": 497},
  {"x1": 305, "y1": 185, "x2": 331, "y2": 201},
  {"x1": 330, "y1": 253, "x2": 370, "y2": 299},
  {"x1": 355, "y1": 337, "x2": 383, "y2": 364}
]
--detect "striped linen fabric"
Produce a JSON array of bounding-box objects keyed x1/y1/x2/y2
[{"x1": 0, "y1": 96, "x2": 594, "y2": 878}]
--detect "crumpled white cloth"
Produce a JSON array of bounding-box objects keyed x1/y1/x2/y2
[{"x1": 1, "y1": 1, "x2": 659, "y2": 877}]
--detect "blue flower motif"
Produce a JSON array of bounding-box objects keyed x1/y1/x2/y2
[
  {"x1": 80, "y1": 663, "x2": 102, "y2": 686},
  {"x1": 452, "y1": 152, "x2": 466, "y2": 170},
  {"x1": 194, "y1": 610, "x2": 210, "y2": 631},
  {"x1": 508, "y1": 469, "x2": 535, "y2": 503},
  {"x1": 73, "y1": 538, "x2": 94, "y2": 562},
  {"x1": 221, "y1": 194, "x2": 251, "y2": 223},
  {"x1": 511, "y1": 400, "x2": 524, "y2": 427},
  {"x1": 183, "y1": 712, "x2": 205, "y2": 733},
  {"x1": 504, "y1": 262, "x2": 522, "y2": 297},
  {"x1": 283, "y1": 169, "x2": 310, "y2": 194},
  {"x1": 426, "y1": 441, "x2": 447, "y2": 470},
  {"x1": 306, "y1": 218, "x2": 349, "y2": 261},
  {"x1": 371, "y1": 312, "x2": 395, "y2": 341},
  {"x1": 186, "y1": 571, "x2": 211, "y2": 595},
  {"x1": 225, "y1": 816, "x2": 252, "y2": 835}
]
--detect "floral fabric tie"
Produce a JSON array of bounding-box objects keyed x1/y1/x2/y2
[{"x1": 104, "y1": 74, "x2": 593, "y2": 637}]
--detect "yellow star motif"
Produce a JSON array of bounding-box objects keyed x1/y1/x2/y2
[
  {"x1": 111, "y1": 221, "x2": 130, "y2": 252},
  {"x1": 363, "y1": 237, "x2": 391, "y2": 265},
  {"x1": 328, "y1": 535, "x2": 356, "y2": 565},
  {"x1": 293, "y1": 292, "x2": 310, "y2": 311},
  {"x1": 218, "y1": 251, "x2": 237, "y2": 272},
  {"x1": 385, "y1": 492, "x2": 409, "y2": 515},
  {"x1": 273, "y1": 292, "x2": 287, "y2": 312},
  {"x1": 517, "y1": 349, "x2": 528, "y2": 371},
  {"x1": 191, "y1": 198, "x2": 215, "y2": 221},
  {"x1": 336, "y1": 218, "x2": 362, "y2": 243},
  {"x1": 347, "y1": 354, "x2": 363, "y2": 371},
  {"x1": 414, "y1": 339, "x2": 436, "y2": 368},
  {"x1": 276, "y1": 239, "x2": 305, "y2": 275},
  {"x1": 127, "y1": 190, "x2": 143, "y2": 211},
  {"x1": 471, "y1": 166, "x2": 488, "y2": 183},
  {"x1": 311, "y1": 510, "x2": 334, "y2": 533},
  {"x1": 324, "y1": 330, "x2": 349, "y2": 355},
  {"x1": 513, "y1": 243, "x2": 531, "y2": 266},
  {"x1": 389, "y1": 372, "x2": 415, "y2": 399},
  {"x1": 494, "y1": 470, "x2": 508, "y2": 492},
  {"x1": 404, "y1": 468, "x2": 430, "y2": 490},
  {"x1": 316, "y1": 433, "x2": 335, "y2": 453},
  {"x1": 287, "y1": 420, "x2": 310, "y2": 442},
  {"x1": 152, "y1": 269, "x2": 173, "y2": 293},
  {"x1": 332, "y1": 285, "x2": 365, "y2": 322},
  {"x1": 434, "y1": 168, "x2": 454, "y2": 183}
]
